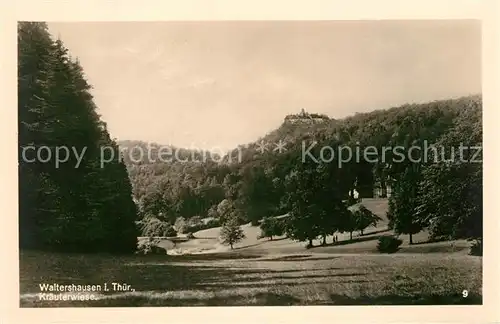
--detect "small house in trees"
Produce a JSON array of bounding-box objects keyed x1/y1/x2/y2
[{"x1": 373, "y1": 184, "x2": 392, "y2": 198}]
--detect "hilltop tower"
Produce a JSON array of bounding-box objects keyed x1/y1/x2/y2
[{"x1": 284, "y1": 108, "x2": 330, "y2": 124}]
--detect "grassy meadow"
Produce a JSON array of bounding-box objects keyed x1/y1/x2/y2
[{"x1": 19, "y1": 199, "x2": 482, "y2": 307}]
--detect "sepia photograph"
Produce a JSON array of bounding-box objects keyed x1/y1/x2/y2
[
  {"x1": 15, "y1": 19, "x2": 486, "y2": 309},
  {"x1": 17, "y1": 20, "x2": 483, "y2": 307}
]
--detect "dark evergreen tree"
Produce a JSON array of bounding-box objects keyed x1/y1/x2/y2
[{"x1": 18, "y1": 22, "x2": 138, "y2": 253}]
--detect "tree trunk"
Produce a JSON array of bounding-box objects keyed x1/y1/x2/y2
[
  {"x1": 361, "y1": 229, "x2": 364, "y2": 236},
  {"x1": 409, "y1": 233, "x2": 413, "y2": 245},
  {"x1": 322, "y1": 235, "x2": 326, "y2": 246},
  {"x1": 381, "y1": 181, "x2": 387, "y2": 198},
  {"x1": 308, "y1": 239, "x2": 313, "y2": 247},
  {"x1": 230, "y1": 243, "x2": 233, "y2": 249},
  {"x1": 350, "y1": 232, "x2": 353, "y2": 240},
  {"x1": 270, "y1": 236, "x2": 273, "y2": 241}
]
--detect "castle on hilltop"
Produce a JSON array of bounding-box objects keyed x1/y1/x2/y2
[{"x1": 284, "y1": 108, "x2": 330, "y2": 124}]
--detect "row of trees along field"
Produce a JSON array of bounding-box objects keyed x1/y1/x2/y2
[
  {"x1": 127, "y1": 94, "x2": 482, "y2": 251},
  {"x1": 258, "y1": 204, "x2": 381, "y2": 247},
  {"x1": 18, "y1": 22, "x2": 139, "y2": 253}
]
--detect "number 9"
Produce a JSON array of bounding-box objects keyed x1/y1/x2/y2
[{"x1": 462, "y1": 290, "x2": 468, "y2": 298}]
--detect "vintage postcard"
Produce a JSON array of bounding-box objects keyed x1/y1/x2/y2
[{"x1": 1, "y1": 1, "x2": 498, "y2": 323}]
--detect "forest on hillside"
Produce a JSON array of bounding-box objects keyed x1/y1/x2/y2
[
  {"x1": 123, "y1": 95, "x2": 482, "y2": 250},
  {"x1": 17, "y1": 21, "x2": 482, "y2": 255}
]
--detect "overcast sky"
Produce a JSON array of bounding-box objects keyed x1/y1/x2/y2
[{"x1": 47, "y1": 21, "x2": 481, "y2": 151}]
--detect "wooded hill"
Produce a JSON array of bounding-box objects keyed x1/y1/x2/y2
[{"x1": 123, "y1": 94, "x2": 482, "y2": 247}]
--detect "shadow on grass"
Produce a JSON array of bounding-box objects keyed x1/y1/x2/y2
[
  {"x1": 233, "y1": 242, "x2": 265, "y2": 250},
  {"x1": 258, "y1": 255, "x2": 341, "y2": 262},
  {"x1": 298, "y1": 256, "x2": 343, "y2": 262},
  {"x1": 21, "y1": 262, "x2": 235, "y2": 294},
  {"x1": 328, "y1": 293, "x2": 482, "y2": 305},
  {"x1": 400, "y1": 244, "x2": 468, "y2": 254},
  {"x1": 409, "y1": 241, "x2": 436, "y2": 246},
  {"x1": 20, "y1": 249, "x2": 371, "y2": 301},
  {"x1": 409, "y1": 236, "x2": 452, "y2": 245},
  {"x1": 170, "y1": 252, "x2": 262, "y2": 261},
  {"x1": 359, "y1": 228, "x2": 391, "y2": 236},
  {"x1": 20, "y1": 251, "x2": 260, "y2": 294},
  {"x1": 234, "y1": 237, "x2": 289, "y2": 251},
  {"x1": 259, "y1": 254, "x2": 311, "y2": 261},
  {"x1": 21, "y1": 291, "x2": 481, "y2": 307},
  {"x1": 20, "y1": 250, "x2": 482, "y2": 307},
  {"x1": 201, "y1": 271, "x2": 368, "y2": 283},
  {"x1": 21, "y1": 292, "x2": 303, "y2": 307},
  {"x1": 216, "y1": 267, "x2": 352, "y2": 276},
  {"x1": 312, "y1": 234, "x2": 384, "y2": 248},
  {"x1": 197, "y1": 279, "x2": 374, "y2": 291}
]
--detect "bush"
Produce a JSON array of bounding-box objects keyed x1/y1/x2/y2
[
  {"x1": 206, "y1": 219, "x2": 221, "y2": 228},
  {"x1": 182, "y1": 218, "x2": 221, "y2": 234},
  {"x1": 136, "y1": 237, "x2": 167, "y2": 255},
  {"x1": 182, "y1": 224, "x2": 201, "y2": 234},
  {"x1": 165, "y1": 226, "x2": 177, "y2": 237},
  {"x1": 377, "y1": 235, "x2": 403, "y2": 253},
  {"x1": 469, "y1": 238, "x2": 482, "y2": 256},
  {"x1": 259, "y1": 217, "x2": 284, "y2": 240},
  {"x1": 139, "y1": 217, "x2": 170, "y2": 237},
  {"x1": 275, "y1": 219, "x2": 286, "y2": 236},
  {"x1": 174, "y1": 217, "x2": 186, "y2": 233}
]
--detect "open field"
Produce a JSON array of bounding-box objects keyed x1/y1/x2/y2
[
  {"x1": 155, "y1": 198, "x2": 471, "y2": 256},
  {"x1": 19, "y1": 199, "x2": 482, "y2": 307},
  {"x1": 157, "y1": 223, "x2": 471, "y2": 256},
  {"x1": 20, "y1": 250, "x2": 482, "y2": 307}
]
